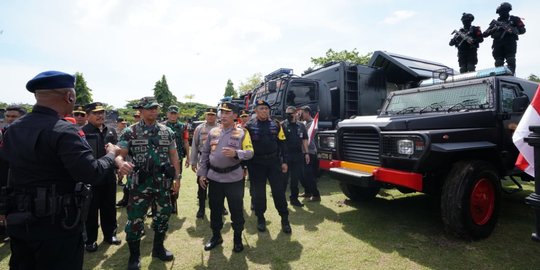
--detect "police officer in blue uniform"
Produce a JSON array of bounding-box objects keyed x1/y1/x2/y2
[
  {"x1": 82, "y1": 102, "x2": 121, "y2": 252},
  {"x1": 245, "y1": 100, "x2": 291, "y2": 234},
  {"x1": 198, "y1": 102, "x2": 253, "y2": 252},
  {"x1": 0, "y1": 71, "x2": 129, "y2": 270}
]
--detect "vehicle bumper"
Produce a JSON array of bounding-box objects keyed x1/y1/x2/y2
[{"x1": 325, "y1": 160, "x2": 423, "y2": 192}]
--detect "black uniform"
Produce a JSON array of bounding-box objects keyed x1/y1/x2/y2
[
  {"x1": 245, "y1": 118, "x2": 289, "y2": 223},
  {"x1": 449, "y1": 13, "x2": 484, "y2": 73},
  {"x1": 483, "y1": 3, "x2": 526, "y2": 75},
  {"x1": 282, "y1": 119, "x2": 308, "y2": 201},
  {"x1": 0, "y1": 105, "x2": 117, "y2": 270},
  {"x1": 82, "y1": 123, "x2": 118, "y2": 247}
]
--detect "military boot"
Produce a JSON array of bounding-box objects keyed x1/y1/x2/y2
[
  {"x1": 152, "y1": 232, "x2": 174, "y2": 261},
  {"x1": 233, "y1": 231, "x2": 244, "y2": 253},
  {"x1": 127, "y1": 240, "x2": 141, "y2": 270}
]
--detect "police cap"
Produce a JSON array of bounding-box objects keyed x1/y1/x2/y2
[
  {"x1": 219, "y1": 102, "x2": 238, "y2": 113},
  {"x1": 85, "y1": 102, "x2": 106, "y2": 113},
  {"x1": 239, "y1": 109, "x2": 250, "y2": 117},
  {"x1": 26, "y1": 70, "x2": 75, "y2": 93},
  {"x1": 255, "y1": 99, "x2": 270, "y2": 108},
  {"x1": 205, "y1": 107, "x2": 217, "y2": 115},
  {"x1": 73, "y1": 104, "x2": 86, "y2": 115}
]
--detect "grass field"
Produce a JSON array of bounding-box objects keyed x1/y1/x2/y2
[{"x1": 1, "y1": 170, "x2": 539, "y2": 269}]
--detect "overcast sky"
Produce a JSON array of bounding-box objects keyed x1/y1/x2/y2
[{"x1": 1, "y1": 0, "x2": 539, "y2": 108}]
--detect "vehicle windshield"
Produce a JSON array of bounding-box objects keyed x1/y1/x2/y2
[
  {"x1": 383, "y1": 83, "x2": 493, "y2": 115},
  {"x1": 286, "y1": 81, "x2": 317, "y2": 107}
]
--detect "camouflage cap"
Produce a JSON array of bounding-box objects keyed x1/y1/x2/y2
[
  {"x1": 138, "y1": 96, "x2": 161, "y2": 109},
  {"x1": 168, "y1": 105, "x2": 179, "y2": 113}
]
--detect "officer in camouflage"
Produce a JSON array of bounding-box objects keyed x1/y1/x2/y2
[
  {"x1": 116, "y1": 96, "x2": 181, "y2": 270},
  {"x1": 162, "y1": 105, "x2": 190, "y2": 214}
]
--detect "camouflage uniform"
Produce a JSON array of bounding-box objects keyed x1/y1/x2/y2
[{"x1": 118, "y1": 121, "x2": 177, "y2": 242}]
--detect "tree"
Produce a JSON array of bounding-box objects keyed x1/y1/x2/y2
[
  {"x1": 528, "y1": 74, "x2": 540, "y2": 82},
  {"x1": 310, "y1": 49, "x2": 372, "y2": 67},
  {"x1": 238, "y1": 73, "x2": 263, "y2": 95},
  {"x1": 74, "y1": 72, "x2": 93, "y2": 105},
  {"x1": 223, "y1": 79, "x2": 237, "y2": 98},
  {"x1": 183, "y1": 94, "x2": 195, "y2": 103},
  {"x1": 153, "y1": 75, "x2": 177, "y2": 114}
]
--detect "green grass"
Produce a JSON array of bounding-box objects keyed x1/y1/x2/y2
[{"x1": 1, "y1": 171, "x2": 540, "y2": 269}]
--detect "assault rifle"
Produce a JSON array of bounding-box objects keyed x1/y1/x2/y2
[
  {"x1": 483, "y1": 19, "x2": 518, "y2": 39},
  {"x1": 451, "y1": 29, "x2": 474, "y2": 46}
]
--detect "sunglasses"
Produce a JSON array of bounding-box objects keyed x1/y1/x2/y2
[{"x1": 74, "y1": 112, "x2": 86, "y2": 117}]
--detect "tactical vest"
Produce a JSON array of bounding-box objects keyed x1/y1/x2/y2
[
  {"x1": 247, "y1": 119, "x2": 281, "y2": 155},
  {"x1": 128, "y1": 123, "x2": 173, "y2": 168}
]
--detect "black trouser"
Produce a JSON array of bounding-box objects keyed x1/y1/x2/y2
[
  {"x1": 10, "y1": 232, "x2": 84, "y2": 270},
  {"x1": 457, "y1": 48, "x2": 478, "y2": 73},
  {"x1": 208, "y1": 179, "x2": 244, "y2": 233},
  {"x1": 492, "y1": 38, "x2": 518, "y2": 74},
  {"x1": 249, "y1": 157, "x2": 288, "y2": 218},
  {"x1": 304, "y1": 154, "x2": 320, "y2": 197},
  {"x1": 86, "y1": 175, "x2": 117, "y2": 244},
  {"x1": 286, "y1": 153, "x2": 306, "y2": 200},
  {"x1": 196, "y1": 175, "x2": 207, "y2": 208}
]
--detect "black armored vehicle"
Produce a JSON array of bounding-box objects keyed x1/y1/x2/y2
[{"x1": 317, "y1": 67, "x2": 538, "y2": 239}]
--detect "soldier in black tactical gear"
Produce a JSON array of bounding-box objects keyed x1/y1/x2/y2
[
  {"x1": 0, "y1": 70, "x2": 129, "y2": 270},
  {"x1": 449, "y1": 13, "x2": 484, "y2": 73},
  {"x1": 483, "y1": 2, "x2": 526, "y2": 75}
]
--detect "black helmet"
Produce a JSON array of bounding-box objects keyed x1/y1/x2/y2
[
  {"x1": 496, "y1": 2, "x2": 512, "y2": 14},
  {"x1": 461, "y1": 13, "x2": 475, "y2": 22}
]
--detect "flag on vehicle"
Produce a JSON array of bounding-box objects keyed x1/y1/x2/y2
[
  {"x1": 513, "y1": 84, "x2": 540, "y2": 177},
  {"x1": 307, "y1": 112, "x2": 319, "y2": 145}
]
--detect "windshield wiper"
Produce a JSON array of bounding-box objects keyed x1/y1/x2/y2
[
  {"x1": 395, "y1": 106, "x2": 419, "y2": 115},
  {"x1": 419, "y1": 102, "x2": 445, "y2": 114},
  {"x1": 446, "y1": 99, "x2": 479, "y2": 112}
]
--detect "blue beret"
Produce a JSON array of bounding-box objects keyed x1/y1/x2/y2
[{"x1": 26, "y1": 70, "x2": 75, "y2": 93}]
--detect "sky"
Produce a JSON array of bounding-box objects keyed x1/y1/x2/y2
[{"x1": 1, "y1": 0, "x2": 539, "y2": 108}]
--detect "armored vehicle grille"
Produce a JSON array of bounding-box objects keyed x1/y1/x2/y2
[{"x1": 339, "y1": 127, "x2": 380, "y2": 166}]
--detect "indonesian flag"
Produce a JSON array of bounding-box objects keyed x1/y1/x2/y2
[
  {"x1": 307, "y1": 112, "x2": 319, "y2": 145},
  {"x1": 513, "y1": 85, "x2": 540, "y2": 177}
]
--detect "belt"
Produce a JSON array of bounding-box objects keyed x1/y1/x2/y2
[
  {"x1": 254, "y1": 152, "x2": 278, "y2": 159},
  {"x1": 209, "y1": 163, "x2": 241, "y2": 174}
]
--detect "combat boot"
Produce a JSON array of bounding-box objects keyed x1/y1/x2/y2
[
  {"x1": 116, "y1": 190, "x2": 128, "y2": 207},
  {"x1": 127, "y1": 240, "x2": 141, "y2": 270},
  {"x1": 233, "y1": 231, "x2": 244, "y2": 253},
  {"x1": 152, "y1": 232, "x2": 174, "y2": 261}
]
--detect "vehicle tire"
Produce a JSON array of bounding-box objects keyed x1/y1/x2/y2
[
  {"x1": 339, "y1": 182, "x2": 380, "y2": 202},
  {"x1": 441, "y1": 160, "x2": 501, "y2": 239}
]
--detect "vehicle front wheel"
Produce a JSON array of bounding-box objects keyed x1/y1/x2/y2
[
  {"x1": 441, "y1": 160, "x2": 501, "y2": 239},
  {"x1": 339, "y1": 182, "x2": 380, "y2": 202}
]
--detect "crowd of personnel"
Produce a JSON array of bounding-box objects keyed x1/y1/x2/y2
[
  {"x1": 0, "y1": 3, "x2": 528, "y2": 269},
  {"x1": 0, "y1": 70, "x2": 321, "y2": 269}
]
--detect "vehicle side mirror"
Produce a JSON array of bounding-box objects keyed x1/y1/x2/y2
[
  {"x1": 512, "y1": 95, "x2": 529, "y2": 112},
  {"x1": 268, "y1": 81, "x2": 277, "y2": 93}
]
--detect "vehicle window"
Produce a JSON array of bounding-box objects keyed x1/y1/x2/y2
[
  {"x1": 286, "y1": 82, "x2": 317, "y2": 107},
  {"x1": 384, "y1": 83, "x2": 494, "y2": 114},
  {"x1": 500, "y1": 84, "x2": 517, "y2": 113}
]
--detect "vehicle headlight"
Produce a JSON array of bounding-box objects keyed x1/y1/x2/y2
[
  {"x1": 397, "y1": 139, "x2": 414, "y2": 155},
  {"x1": 382, "y1": 134, "x2": 426, "y2": 158},
  {"x1": 318, "y1": 134, "x2": 336, "y2": 149}
]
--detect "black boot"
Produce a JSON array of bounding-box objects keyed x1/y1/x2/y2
[
  {"x1": 233, "y1": 231, "x2": 244, "y2": 253},
  {"x1": 127, "y1": 240, "x2": 141, "y2": 270},
  {"x1": 152, "y1": 232, "x2": 174, "y2": 261},
  {"x1": 204, "y1": 232, "x2": 223, "y2": 251},
  {"x1": 116, "y1": 188, "x2": 129, "y2": 207},
  {"x1": 281, "y1": 217, "x2": 292, "y2": 234}
]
